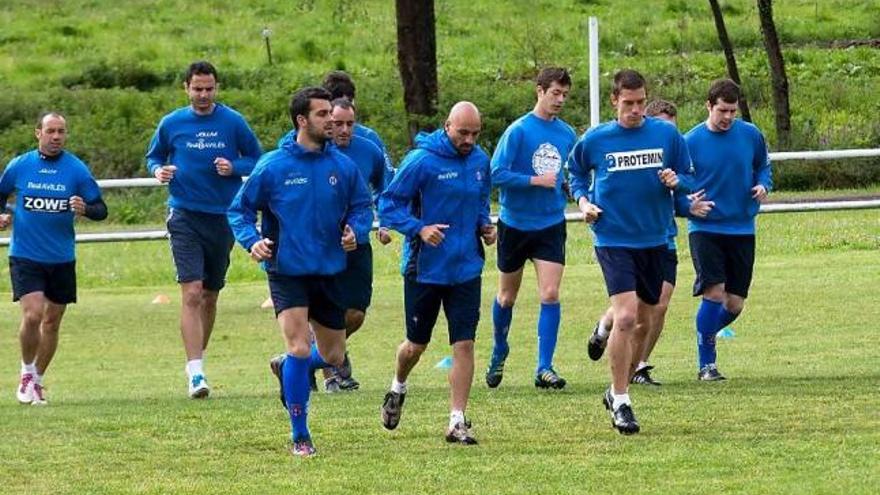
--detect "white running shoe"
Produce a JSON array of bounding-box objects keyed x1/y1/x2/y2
[
  {"x1": 16, "y1": 373, "x2": 35, "y2": 404},
  {"x1": 31, "y1": 383, "x2": 47, "y2": 406},
  {"x1": 188, "y1": 374, "x2": 210, "y2": 399}
]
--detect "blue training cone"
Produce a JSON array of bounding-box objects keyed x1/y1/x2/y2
[
  {"x1": 717, "y1": 327, "x2": 736, "y2": 339},
  {"x1": 435, "y1": 356, "x2": 453, "y2": 369}
]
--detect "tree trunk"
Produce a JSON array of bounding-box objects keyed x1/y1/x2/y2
[
  {"x1": 757, "y1": 0, "x2": 792, "y2": 149},
  {"x1": 396, "y1": 0, "x2": 438, "y2": 138},
  {"x1": 707, "y1": 0, "x2": 752, "y2": 122}
]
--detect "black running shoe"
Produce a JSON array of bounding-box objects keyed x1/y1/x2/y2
[
  {"x1": 290, "y1": 438, "x2": 317, "y2": 457},
  {"x1": 269, "y1": 354, "x2": 286, "y2": 409},
  {"x1": 535, "y1": 367, "x2": 567, "y2": 389},
  {"x1": 602, "y1": 387, "x2": 640, "y2": 435},
  {"x1": 336, "y1": 375, "x2": 360, "y2": 391},
  {"x1": 631, "y1": 365, "x2": 662, "y2": 386},
  {"x1": 587, "y1": 321, "x2": 608, "y2": 361},
  {"x1": 381, "y1": 390, "x2": 406, "y2": 430},
  {"x1": 445, "y1": 419, "x2": 478, "y2": 445},
  {"x1": 485, "y1": 350, "x2": 508, "y2": 389},
  {"x1": 697, "y1": 363, "x2": 727, "y2": 381}
]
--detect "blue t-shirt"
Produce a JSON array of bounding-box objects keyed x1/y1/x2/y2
[
  {"x1": 0, "y1": 150, "x2": 102, "y2": 263},
  {"x1": 684, "y1": 119, "x2": 772, "y2": 235},
  {"x1": 336, "y1": 135, "x2": 390, "y2": 206},
  {"x1": 568, "y1": 117, "x2": 694, "y2": 248},
  {"x1": 491, "y1": 112, "x2": 576, "y2": 231},
  {"x1": 146, "y1": 103, "x2": 262, "y2": 215}
]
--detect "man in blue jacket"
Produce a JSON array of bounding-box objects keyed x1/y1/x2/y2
[
  {"x1": 1, "y1": 112, "x2": 108, "y2": 406},
  {"x1": 684, "y1": 79, "x2": 772, "y2": 382},
  {"x1": 487, "y1": 67, "x2": 577, "y2": 390},
  {"x1": 228, "y1": 87, "x2": 372, "y2": 457},
  {"x1": 378, "y1": 102, "x2": 495, "y2": 445},
  {"x1": 569, "y1": 70, "x2": 693, "y2": 435},
  {"x1": 146, "y1": 61, "x2": 262, "y2": 399}
]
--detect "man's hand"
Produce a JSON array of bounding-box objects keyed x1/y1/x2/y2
[
  {"x1": 530, "y1": 171, "x2": 558, "y2": 189},
  {"x1": 377, "y1": 227, "x2": 392, "y2": 245},
  {"x1": 687, "y1": 189, "x2": 715, "y2": 218},
  {"x1": 214, "y1": 157, "x2": 233, "y2": 177},
  {"x1": 578, "y1": 197, "x2": 602, "y2": 224},
  {"x1": 658, "y1": 168, "x2": 679, "y2": 189},
  {"x1": 480, "y1": 224, "x2": 497, "y2": 246},
  {"x1": 69, "y1": 195, "x2": 86, "y2": 217},
  {"x1": 154, "y1": 165, "x2": 177, "y2": 183},
  {"x1": 341, "y1": 224, "x2": 357, "y2": 252},
  {"x1": 0, "y1": 213, "x2": 10, "y2": 230},
  {"x1": 751, "y1": 185, "x2": 768, "y2": 203},
  {"x1": 419, "y1": 224, "x2": 449, "y2": 247},
  {"x1": 249, "y1": 238, "x2": 274, "y2": 261}
]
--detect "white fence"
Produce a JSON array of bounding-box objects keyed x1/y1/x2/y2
[{"x1": 1, "y1": 148, "x2": 879, "y2": 246}]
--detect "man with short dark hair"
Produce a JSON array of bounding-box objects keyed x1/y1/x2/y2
[
  {"x1": 684, "y1": 78, "x2": 772, "y2": 381},
  {"x1": 146, "y1": 60, "x2": 262, "y2": 399},
  {"x1": 569, "y1": 69, "x2": 694, "y2": 435},
  {"x1": 378, "y1": 101, "x2": 495, "y2": 445},
  {"x1": 486, "y1": 67, "x2": 577, "y2": 390},
  {"x1": 229, "y1": 86, "x2": 372, "y2": 457},
  {"x1": 1, "y1": 112, "x2": 108, "y2": 406}
]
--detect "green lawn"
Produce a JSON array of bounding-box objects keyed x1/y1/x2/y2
[{"x1": 0, "y1": 210, "x2": 878, "y2": 494}]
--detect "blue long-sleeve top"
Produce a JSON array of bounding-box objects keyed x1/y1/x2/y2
[
  {"x1": 278, "y1": 122, "x2": 394, "y2": 170},
  {"x1": 568, "y1": 117, "x2": 695, "y2": 248},
  {"x1": 378, "y1": 130, "x2": 491, "y2": 286},
  {"x1": 227, "y1": 138, "x2": 373, "y2": 277},
  {"x1": 491, "y1": 112, "x2": 576, "y2": 230},
  {"x1": 146, "y1": 104, "x2": 263, "y2": 214},
  {"x1": 684, "y1": 120, "x2": 772, "y2": 235},
  {"x1": 0, "y1": 150, "x2": 103, "y2": 263},
  {"x1": 335, "y1": 135, "x2": 390, "y2": 207}
]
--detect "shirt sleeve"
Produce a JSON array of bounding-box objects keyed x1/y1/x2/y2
[
  {"x1": 227, "y1": 159, "x2": 271, "y2": 251},
  {"x1": 145, "y1": 120, "x2": 169, "y2": 176},
  {"x1": 231, "y1": 117, "x2": 263, "y2": 177},
  {"x1": 346, "y1": 167, "x2": 375, "y2": 244},
  {"x1": 670, "y1": 132, "x2": 696, "y2": 193},
  {"x1": 566, "y1": 136, "x2": 594, "y2": 203},
  {"x1": 753, "y1": 131, "x2": 773, "y2": 192},
  {"x1": 378, "y1": 152, "x2": 426, "y2": 238},
  {"x1": 490, "y1": 126, "x2": 532, "y2": 189}
]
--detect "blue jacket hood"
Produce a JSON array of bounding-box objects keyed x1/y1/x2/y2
[{"x1": 415, "y1": 130, "x2": 464, "y2": 159}]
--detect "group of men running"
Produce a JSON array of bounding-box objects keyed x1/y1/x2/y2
[{"x1": 1, "y1": 60, "x2": 771, "y2": 456}]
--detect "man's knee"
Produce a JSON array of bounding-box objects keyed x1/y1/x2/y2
[
  {"x1": 452, "y1": 339, "x2": 474, "y2": 356},
  {"x1": 539, "y1": 285, "x2": 560, "y2": 304},
  {"x1": 401, "y1": 340, "x2": 427, "y2": 360},
  {"x1": 201, "y1": 290, "x2": 219, "y2": 309},
  {"x1": 181, "y1": 283, "x2": 204, "y2": 309},
  {"x1": 346, "y1": 310, "x2": 365, "y2": 333},
  {"x1": 614, "y1": 310, "x2": 638, "y2": 332}
]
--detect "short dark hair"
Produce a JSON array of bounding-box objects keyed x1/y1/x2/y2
[
  {"x1": 289, "y1": 87, "x2": 333, "y2": 129},
  {"x1": 36, "y1": 111, "x2": 65, "y2": 129},
  {"x1": 645, "y1": 99, "x2": 677, "y2": 118},
  {"x1": 331, "y1": 97, "x2": 356, "y2": 113},
  {"x1": 322, "y1": 71, "x2": 356, "y2": 100},
  {"x1": 536, "y1": 67, "x2": 572, "y2": 91},
  {"x1": 707, "y1": 78, "x2": 741, "y2": 106},
  {"x1": 185, "y1": 60, "x2": 218, "y2": 84},
  {"x1": 612, "y1": 69, "x2": 646, "y2": 96}
]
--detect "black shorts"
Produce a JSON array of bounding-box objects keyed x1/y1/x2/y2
[
  {"x1": 267, "y1": 273, "x2": 346, "y2": 330},
  {"x1": 404, "y1": 276, "x2": 481, "y2": 345},
  {"x1": 166, "y1": 208, "x2": 234, "y2": 291},
  {"x1": 661, "y1": 248, "x2": 678, "y2": 286},
  {"x1": 9, "y1": 256, "x2": 77, "y2": 304},
  {"x1": 595, "y1": 245, "x2": 666, "y2": 305},
  {"x1": 336, "y1": 243, "x2": 373, "y2": 312},
  {"x1": 496, "y1": 220, "x2": 566, "y2": 273},
  {"x1": 689, "y1": 231, "x2": 756, "y2": 298}
]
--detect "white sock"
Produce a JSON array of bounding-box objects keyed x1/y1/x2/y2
[
  {"x1": 636, "y1": 361, "x2": 649, "y2": 371},
  {"x1": 33, "y1": 373, "x2": 43, "y2": 385},
  {"x1": 612, "y1": 390, "x2": 631, "y2": 410},
  {"x1": 391, "y1": 377, "x2": 407, "y2": 395},
  {"x1": 21, "y1": 361, "x2": 36, "y2": 376},
  {"x1": 186, "y1": 359, "x2": 204, "y2": 378},
  {"x1": 597, "y1": 317, "x2": 610, "y2": 339},
  {"x1": 449, "y1": 409, "x2": 465, "y2": 429}
]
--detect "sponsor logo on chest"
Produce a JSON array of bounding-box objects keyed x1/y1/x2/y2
[
  {"x1": 186, "y1": 130, "x2": 227, "y2": 150},
  {"x1": 437, "y1": 171, "x2": 459, "y2": 181},
  {"x1": 27, "y1": 181, "x2": 66, "y2": 192},
  {"x1": 23, "y1": 195, "x2": 69, "y2": 213},
  {"x1": 605, "y1": 148, "x2": 664, "y2": 172}
]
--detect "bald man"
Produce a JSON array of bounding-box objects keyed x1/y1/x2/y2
[{"x1": 378, "y1": 102, "x2": 495, "y2": 445}]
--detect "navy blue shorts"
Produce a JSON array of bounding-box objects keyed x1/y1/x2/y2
[
  {"x1": 595, "y1": 246, "x2": 666, "y2": 305},
  {"x1": 404, "y1": 276, "x2": 481, "y2": 345},
  {"x1": 9, "y1": 256, "x2": 77, "y2": 304},
  {"x1": 689, "y1": 231, "x2": 756, "y2": 298},
  {"x1": 267, "y1": 273, "x2": 346, "y2": 330},
  {"x1": 661, "y1": 248, "x2": 678, "y2": 286},
  {"x1": 166, "y1": 208, "x2": 234, "y2": 291},
  {"x1": 336, "y1": 243, "x2": 373, "y2": 312},
  {"x1": 496, "y1": 220, "x2": 566, "y2": 273}
]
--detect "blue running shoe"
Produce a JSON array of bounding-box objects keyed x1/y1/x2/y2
[{"x1": 188, "y1": 374, "x2": 210, "y2": 399}]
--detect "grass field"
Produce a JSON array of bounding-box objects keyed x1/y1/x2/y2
[{"x1": 0, "y1": 210, "x2": 878, "y2": 494}]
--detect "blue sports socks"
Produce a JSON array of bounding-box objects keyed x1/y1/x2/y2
[
  {"x1": 491, "y1": 300, "x2": 512, "y2": 362},
  {"x1": 536, "y1": 302, "x2": 561, "y2": 372},
  {"x1": 282, "y1": 353, "x2": 312, "y2": 441},
  {"x1": 696, "y1": 298, "x2": 722, "y2": 369},
  {"x1": 308, "y1": 343, "x2": 328, "y2": 371},
  {"x1": 717, "y1": 305, "x2": 739, "y2": 330}
]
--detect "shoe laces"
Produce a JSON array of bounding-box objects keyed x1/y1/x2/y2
[
  {"x1": 33, "y1": 383, "x2": 45, "y2": 400},
  {"x1": 191, "y1": 374, "x2": 206, "y2": 387},
  {"x1": 539, "y1": 368, "x2": 561, "y2": 382},
  {"x1": 19, "y1": 373, "x2": 34, "y2": 392}
]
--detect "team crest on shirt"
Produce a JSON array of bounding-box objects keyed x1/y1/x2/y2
[
  {"x1": 476, "y1": 170, "x2": 482, "y2": 181},
  {"x1": 605, "y1": 148, "x2": 664, "y2": 172},
  {"x1": 532, "y1": 143, "x2": 562, "y2": 175},
  {"x1": 328, "y1": 173, "x2": 338, "y2": 186}
]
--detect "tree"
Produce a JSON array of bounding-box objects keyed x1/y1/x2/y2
[
  {"x1": 707, "y1": 0, "x2": 752, "y2": 122},
  {"x1": 396, "y1": 0, "x2": 438, "y2": 138},
  {"x1": 757, "y1": 0, "x2": 792, "y2": 149}
]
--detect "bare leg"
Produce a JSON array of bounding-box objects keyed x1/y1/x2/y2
[
  {"x1": 35, "y1": 301, "x2": 67, "y2": 375},
  {"x1": 449, "y1": 340, "x2": 474, "y2": 412}
]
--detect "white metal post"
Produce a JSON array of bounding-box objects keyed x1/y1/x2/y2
[{"x1": 588, "y1": 16, "x2": 600, "y2": 128}]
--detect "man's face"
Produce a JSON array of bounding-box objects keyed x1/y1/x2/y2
[
  {"x1": 612, "y1": 87, "x2": 647, "y2": 128},
  {"x1": 35, "y1": 115, "x2": 67, "y2": 156},
  {"x1": 707, "y1": 99, "x2": 738, "y2": 131},
  {"x1": 185, "y1": 73, "x2": 217, "y2": 113},
  {"x1": 300, "y1": 98, "x2": 333, "y2": 144},
  {"x1": 536, "y1": 81, "x2": 570, "y2": 117},
  {"x1": 331, "y1": 106, "x2": 356, "y2": 147},
  {"x1": 653, "y1": 112, "x2": 677, "y2": 126},
  {"x1": 445, "y1": 119, "x2": 481, "y2": 156}
]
